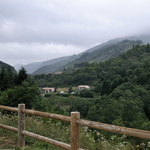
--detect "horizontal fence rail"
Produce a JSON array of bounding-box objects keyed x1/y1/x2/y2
[
  {"x1": 23, "y1": 109, "x2": 71, "y2": 122},
  {"x1": 0, "y1": 104, "x2": 150, "y2": 150},
  {"x1": 0, "y1": 105, "x2": 18, "y2": 112},
  {"x1": 76, "y1": 119, "x2": 150, "y2": 140},
  {"x1": 0, "y1": 123, "x2": 18, "y2": 133},
  {"x1": 22, "y1": 130, "x2": 72, "y2": 150}
]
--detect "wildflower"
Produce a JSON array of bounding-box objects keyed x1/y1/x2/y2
[
  {"x1": 83, "y1": 126, "x2": 88, "y2": 132},
  {"x1": 119, "y1": 143, "x2": 124, "y2": 147},
  {"x1": 123, "y1": 141, "x2": 128, "y2": 145},
  {"x1": 101, "y1": 137, "x2": 105, "y2": 140},
  {"x1": 148, "y1": 142, "x2": 150, "y2": 148},
  {"x1": 121, "y1": 135, "x2": 127, "y2": 139},
  {"x1": 140, "y1": 143, "x2": 145, "y2": 147},
  {"x1": 96, "y1": 132, "x2": 100, "y2": 136},
  {"x1": 136, "y1": 145, "x2": 140, "y2": 148}
]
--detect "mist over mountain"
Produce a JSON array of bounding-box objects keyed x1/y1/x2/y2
[
  {"x1": 14, "y1": 34, "x2": 150, "y2": 75},
  {"x1": 14, "y1": 57, "x2": 69, "y2": 73},
  {"x1": 14, "y1": 38, "x2": 122, "y2": 74},
  {"x1": 127, "y1": 33, "x2": 150, "y2": 44},
  {"x1": 63, "y1": 39, "x2": 142, "y2": 70}
]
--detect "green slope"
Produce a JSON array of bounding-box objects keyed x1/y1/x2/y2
[
  {"x1": 0, "y1": 61, "x2": 16, "y2": 73},
  {"x1": 33, "y1": 39, "x2": 141, "y2": 74},
  {"x1": 64, "y1": 40, "x2": 142, "y2": 70}
]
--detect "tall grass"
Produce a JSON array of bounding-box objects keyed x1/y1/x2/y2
[{"x1": 0, "y1": 112, "x2": 149, "y2": 150}]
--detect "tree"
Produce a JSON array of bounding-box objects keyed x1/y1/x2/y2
[
  {"x1": 101, "y1": 80, "x2": 111, "y2": 95},
  {"x1": 0, "y1": 68, "x2": 15, "y2": 91},
  {"x1": 15, "y1": 67, "x2": 28, "y2": 85},
  {"x1": 70, "y1": 97, "x2": 91, "y2": 118},
  {"x1": 0, "y1": 81, "x2": 41, "y2": 109},
  {"x1": 68, "y1": 86, "x2": 73, "y2": 93},
  {"x1": 80, "y1": 89, "x2": 94, "y2": 98},
  {"x1": 0, "y1": 67, "x2": 42, "y2": 109}
]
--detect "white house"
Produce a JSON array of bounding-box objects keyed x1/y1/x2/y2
[
  {"x1": 42, "y1": 87, "x2": 55, "y2": 93},
  {"x1": 77, "y1": 85, "x2": 90, "y2": 90}
]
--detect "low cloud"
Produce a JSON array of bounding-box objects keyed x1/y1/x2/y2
[
  {"x1": 0, "y1": 0, "x2": 150, "y2": 65},
  {"x1": 0, "y1": 42, "x2": 84, "y2": 65}
]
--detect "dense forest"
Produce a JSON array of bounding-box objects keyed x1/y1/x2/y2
[
  {"x1": 0, "y1": 67, "x2": 41, "y2": 108},
  {"x1": 0, "y1": 44, "x2": 150, "y2": 138},
  {"x1": 33, "y1": 44, "x2": 150, "y2": 131},
  {"x1": 0, "y1": 61, "x2": 16, "y2": 73}
]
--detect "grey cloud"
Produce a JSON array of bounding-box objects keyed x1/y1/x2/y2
[
  {"x1": 0, "y1": 0, "x2": 150, "y2": 65},
  {"x1": 0, "y1": 42, "x2": 84, "y2": 65},
  {"x1": 0, "y1": 0, "x2": 143, "y2": 44}
]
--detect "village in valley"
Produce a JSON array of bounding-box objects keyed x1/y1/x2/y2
[{"x1": 42, "y1": 85, "x2": 91, "y2": 95}]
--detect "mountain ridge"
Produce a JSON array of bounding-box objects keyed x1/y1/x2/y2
[
  {"x1": 32, "y1": 39, "x2": 142, "y2": 74},
  {"x1": 14, "y1": 34, "x2": 150, "y2": 74},
  {"x1": 14, "y1": 37, "x2": 124, "y2": 74}
]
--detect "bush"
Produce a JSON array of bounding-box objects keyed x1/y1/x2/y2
[
  {"x1": 80, "y1": 89, "x2": 94, "y2": 98},
  {"x1": 57, "y1": 93, "x2": 70, "y2": 97},
  {"x1": 44, "y1": 93, "x2": 52, "y2": 97}
]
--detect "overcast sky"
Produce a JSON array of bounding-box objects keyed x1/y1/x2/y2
[{"x1": 0, "y1": 0, "x2": 150, "y2": 65}]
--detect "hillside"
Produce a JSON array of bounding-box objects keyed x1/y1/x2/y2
[
  {"x1": 0, "y1": 61, "x2": 16, "y2": 73},
  {"x1": 32, "y1": 39, "x2": 142, "y2": 74},
  {"x1": 14, "y1": 56, "x2": 70, "y2": 74},
  {"x1": 14, "y1": 37, "x2": 126, "y2": 74},
  {"x1": 32, "y1": 55, "x2": 79, "y2": 75},
  {"x1": 33, "y1": 44, "x2": 150, "y2": 134},
  {"x1": 14, "y1": 33, "x2": 150, "y2": 75},
  {"x1": 64, "y1": 40, "x2": 142, "y2": 70},
  {"x1": 34, "y1": 44, "x2": 150, "y2": 89}
]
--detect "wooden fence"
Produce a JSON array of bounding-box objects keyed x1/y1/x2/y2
[{"x1": 0, "y1": 104, "x2": 150, "y2": 150}]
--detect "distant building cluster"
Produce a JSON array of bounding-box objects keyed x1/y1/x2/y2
[{"x1": 42, "y1": 85, "x2": 90, "y2": 94}]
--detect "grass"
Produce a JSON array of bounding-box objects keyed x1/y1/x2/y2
[{"x1": 0, "y1": 112, "x2": 150, "y2": 150}]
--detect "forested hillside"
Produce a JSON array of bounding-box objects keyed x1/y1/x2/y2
[
  {"x1": 33, "y1": 40, "x2": 142, "y2": 74},
  {"x1": 0, "y1": 61, "x2": 16, "y2": 73},
  {"x1": 34, "y1": 44, "x2": 150, "y2": 88},
  {"x1": 64, "y1": 40, "x2": 142, "y2": 70},
  {"x1": 16, "y1": 39, "x2": 142, "y2": 75},
  {"x1": 34, "y1": 44, "x2": 150, "y2": 130},
  {"x1": 32, "y1": 55, "x2": 78, "y2": 75}
]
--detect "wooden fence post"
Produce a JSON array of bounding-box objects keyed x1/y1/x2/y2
[
  {"x1": 71, "y1": 112, "x2": 80, "y2": 150},
  {"x1": 18, "y1": 104, "x2": 25, "y2": 148}
]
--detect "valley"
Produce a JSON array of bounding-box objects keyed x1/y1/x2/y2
[{"x1": 0, "y1": 38, "x2": 150, "y2": 149}]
